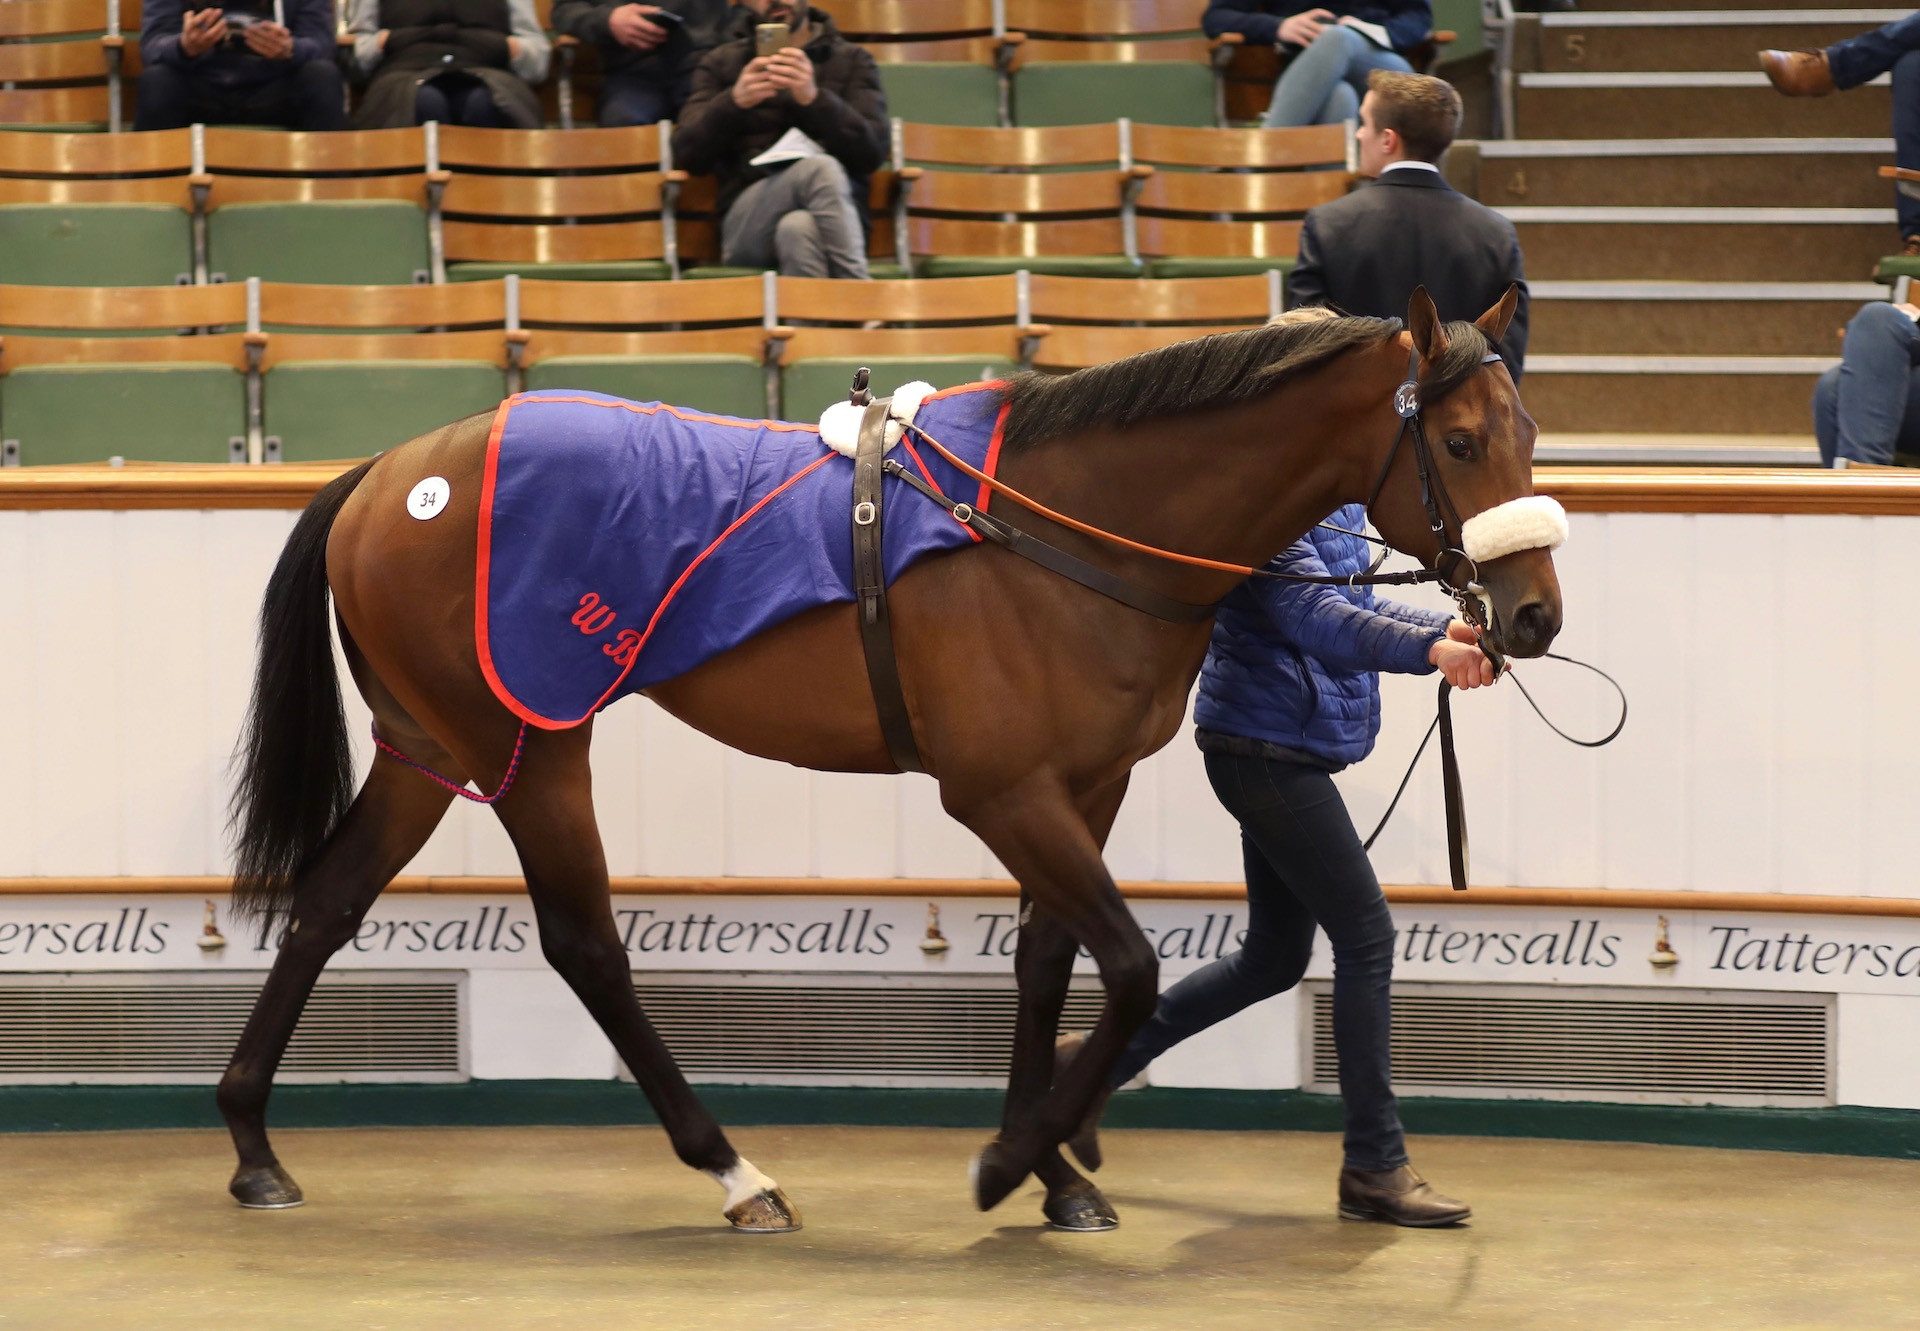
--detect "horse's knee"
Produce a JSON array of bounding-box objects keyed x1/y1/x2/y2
[{"x1": 1102, "y1": 941, "x2": 1160, "y2": 1029}]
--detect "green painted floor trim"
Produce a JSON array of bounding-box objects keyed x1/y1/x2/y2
[{"x1": 2, "y1": 1083, "x2": 1916, "y2": 1159}]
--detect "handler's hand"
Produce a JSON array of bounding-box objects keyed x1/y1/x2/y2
[
  {"x1": 180, "y1": 7, "x2": 230, "y2": 58},
  {"x1": 243, "y1": 19, "x2": 295, "y2": 59},
  {"x1": 1429, "y1": 635, "x2": 1496, "y2": 689}
]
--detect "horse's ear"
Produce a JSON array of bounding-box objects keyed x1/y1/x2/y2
[
  {"x1": 1406, "y1": 286, "x2": 1448, "y2": 363},
  {"x1": 1475, "y1": 284, "x2": 1521, "y2": 344}
]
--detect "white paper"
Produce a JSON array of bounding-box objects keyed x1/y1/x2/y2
[
  {"x1": 750, "y1": 127, "x2": 826, "y2": 169},
  {"x1": 1341, "y1": 18, "x2": 1391, "y2": 49}
]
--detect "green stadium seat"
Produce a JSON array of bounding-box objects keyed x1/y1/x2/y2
[
  {"x1": 208, "y1": 201, "x2": 432, "y2": 285},
  {"x1": 526, "y1": 355, "x2": 769, "y2": 420},
  {"x1": 262, "y1": 361, "x2": 505, "y2": 461},
  {"x1": 0, "y1": 204, "x2": 194, "y2": 286},
  {"x1": 876, "y1": 63, "x2": 1002, "y2": 127},
  {"x1": 3, "y1": 363, "x2": 245, "y2": 464},
  {"x1": 1148, "y1": 256, "x2": 1298, "y2": 280},
  {"x1": 0, "y1": 282, "x2": 252, "y2": 464},
  {"x1": 1013, "y1": 62, "x2": 1216, "y2": 127}
]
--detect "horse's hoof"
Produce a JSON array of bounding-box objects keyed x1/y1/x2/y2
[
  {"x1": 229, "y1": 1164, "x2": 304, "y2": 1210},
  {"x1": 725, "y1": 1186, "x2": 802, "y2": 1233},
  {"x1": 1043, "y1": 1181, "x2": 1119, "y2": 1232},
  {"x1": 969, "y1": 1139, "x2": 1028, "y2": 1213}
]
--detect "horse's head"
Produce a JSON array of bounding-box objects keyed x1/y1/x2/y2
[{"x1": 1366, "y1": 286, "x2": 1563, "y2": 660}]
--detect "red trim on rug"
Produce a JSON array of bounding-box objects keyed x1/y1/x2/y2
[
  {"x1": 976, "y1": 400, "x2": 1010, "y2": 516},
  {"x1": 473, "y1": 395, "x2": 562, "y2": 730}
]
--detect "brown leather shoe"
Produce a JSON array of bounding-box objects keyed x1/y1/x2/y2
[
  {"x1": 1760, "y1": 49, "x2": 1835, "y2": 97},
  {"x1": 1338, "y1": 1164, "x2": 1471, "y2": 1227}
]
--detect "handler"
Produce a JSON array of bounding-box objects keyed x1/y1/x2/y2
[{"x1": 1069, "y1": 314, "x2": 1498, "y2": 1224}]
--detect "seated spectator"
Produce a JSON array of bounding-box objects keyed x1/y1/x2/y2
[
  {"x1": 1204, "y1": 0, "x2": 1431, "y2": 128},
  {"x1": 1763, "y1": 19, "x2": 1920, "y2": 252},
  {"x1": 670, "y1": 0, "x2": 887, "y2": 278},
  {"x1": 1289, "y1": 71, "x2": 1528, "y2": 373},
  {"x1": 346, "y1": 0, "x2": 551, "y2": 128},
  {"x1": 136, "y1": 0, "x2": 346, "y2": 131},
  {"x1": 1815, "y1": 300, "x2": 1920, "y2": 467},
  {"x1": 550, "y1": 0, "x2": 735, "y2": 127}
]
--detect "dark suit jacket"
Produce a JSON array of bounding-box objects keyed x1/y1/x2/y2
[{"x1": 1287, "y1": 166, "x2": 1529, "y2": 376}]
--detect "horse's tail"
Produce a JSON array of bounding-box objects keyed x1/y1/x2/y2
[{"x1": 227, "y1": 457, "x2": 379, "y2": 928}]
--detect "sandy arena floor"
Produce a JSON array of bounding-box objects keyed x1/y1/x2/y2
[{"x1": 0, "y1": 1123, "x2": 1913, "y2": 1330}]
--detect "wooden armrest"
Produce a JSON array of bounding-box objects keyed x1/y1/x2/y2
[
  {"x1": 1125, "y1": 164, "x2": 1155, "y2": 180},
  {"x1": 999, "y1": 32, "x2": 1026, "y2": 47},
  {"x1": 663, "y1": 168, "x2": 689, "y2": 184},
  {"x1": 1432, "y1": 30, "x2": 1457, "y2": 45},
  {"x1": 1019, "y1": 323, "x2": 1053, "y2": 339},
  {"x1": 555, "y1": 33, "x2": 578, "y2": 46},
  {"x1": 766, "y1": 324, "x2": 797, "y2": 343},
  {"x1": 1880, "y1": 166, "x2": 1920, "y2": 183},
  {"x1": 100, "y1": 34, "x2": 124, "y2": 49},
  {"x1": 1210, "y1": 33, "x2": 1244, "y2": 48},
  {"x1": 506, "y1": 329, "x2": 531, "y2": 344},
  {"x1": 336, "y1": 32, "x2": 353, "y2": 46},
  {"x1": 244, "y1": 331, "x2": 269, "y2": 347},
  {"x1": 189, "y1": 172, "x2": 213, "y2": 188},
  {"x1": 427, "y1": 168, "x2": 452, "y2": 185}
]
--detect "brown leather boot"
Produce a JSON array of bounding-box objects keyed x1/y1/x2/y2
[
  {"x1": 1337, "y1": 1165, "x2": 1471, "y2": 1227},
  {"x1": 1760, "y1": 49, "x2": 1835, "y2": 97}
]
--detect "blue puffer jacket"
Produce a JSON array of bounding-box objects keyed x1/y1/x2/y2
[{"x1": 1195, "y1": 505, "x2": 1453, "y2": 768}]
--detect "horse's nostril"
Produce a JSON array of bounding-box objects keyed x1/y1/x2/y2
[{"x1": 1512, "y1": 601, "x2": 1556, "y2": 646}]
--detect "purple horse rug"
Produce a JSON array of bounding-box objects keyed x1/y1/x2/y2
[{"x1": 475, "y1": 383, "x2": 1009, "y2": 729}]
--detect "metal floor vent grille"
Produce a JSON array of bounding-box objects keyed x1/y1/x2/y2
[
  {"x1": 0, "y1": 972, "x2": 464, "y2": 1084},
  {"x1": 629, "y1": 973, "x2": 1107, "y2": 1086},
  {"x1": 1307, "y1": 983, "x2": 1832, "y2": 1107}
]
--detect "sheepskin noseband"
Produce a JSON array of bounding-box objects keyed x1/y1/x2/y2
[
  {"x1": 1460, "y1": 495, "x2": 1569, "y2": 564},
  {"x1": 817, "y1": 380, "x2": 936, "y2": 457}
]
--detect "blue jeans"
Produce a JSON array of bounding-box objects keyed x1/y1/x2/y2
[
  {"x1": 1814, "y1": 301, "x2": 1920, "y2": 465},
  {"x1": 598, "y1": 68, "x2": 680, "y2": 127},
  {"x1": 1263, "y1": 24, "x2": 1413, "y2": 128},
  {"x1": 1111, "y1": 749, "x2": 1407, "y2": 1172},
  {"x1": 1827, "y1": 15, "x2": 1920, "y2": 236}
]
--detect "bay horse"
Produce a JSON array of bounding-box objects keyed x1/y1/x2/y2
[{"x1": 219, "y1": 287, "x2": 1560, "y2": 1233}]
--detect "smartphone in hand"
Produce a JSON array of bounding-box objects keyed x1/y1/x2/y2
[{"x1": 754, "y1": 21, "x2": 790, "y2": 57}]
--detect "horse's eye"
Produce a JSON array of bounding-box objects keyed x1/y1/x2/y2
[{"x1": 1446, "y1": 436, "x2": 1474, "y2": 462}]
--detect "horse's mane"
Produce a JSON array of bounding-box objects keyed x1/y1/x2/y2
[{"x1": 994, "y1": 314, "x2": 1497, "y2": 452}]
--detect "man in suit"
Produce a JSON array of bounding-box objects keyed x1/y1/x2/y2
[{"x1": 1288, "y1": 70, "x2": 1529, "y2": 374}]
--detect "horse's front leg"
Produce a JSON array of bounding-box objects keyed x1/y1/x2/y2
[{"x1": 961, "y1": 779, "x2": 1159, "y2": 1213}]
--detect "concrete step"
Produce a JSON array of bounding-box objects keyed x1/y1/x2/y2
[
  {"x1": 1474, "y1": 138, "x2": 1892, "y2": 208},
  {"x1": 1533, "y1": 432, "x2": 1822, "y2": 464},
  {"x1": 1504, "y1": 206, "x2": 1896, "y2": 281},
  {"x1": 1577, "y1": 0, "x2": 1880, "y2": 12},
  {"x1": 1515, "y1": 72, "x2": 1891, "y2": 138},
  {"x1": 1528, "y1": 281, "x2": 1884, "y2": 355},
  {"x1": 1536, "y1": 10, "x2": 1903, "y2": 73},
  {"x1": 1523, "y1": 355, "x2": 1832, "y2": 434}
]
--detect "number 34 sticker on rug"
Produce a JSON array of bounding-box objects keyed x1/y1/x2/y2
[{"x1": 408, "y1": 476, "x2": 451, "y2": 520}]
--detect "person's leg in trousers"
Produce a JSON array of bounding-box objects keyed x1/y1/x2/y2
[
  {"x1": 1224, "y1": 756, "x2": 1406, "y2": 1172},
  {"x1": 450, "y1": 80, "x2": 508, "y2": 126},
  {"x1": 721, "y1": 156, "x2": 867, "y2": 277},
  {"x1": 1836, "y1": 301, "x2": 1920, "y2": 465},
  {"x1": 597, "y1": 70, "x2": 674, "y2": 126},
  {"x1": 133, "y1": 63, "x2": 207, "y2": 130},
  {"x1": 1827, "y1": 12, "x2": 1920, "y2": 90},
  {"x1": 1264, "y1": 26, "x2": 1410, "y2": 127},
  {"x1": 287, "y1": 60, "x2": 347, "y2": 130},
  {"x1": 1108, "y1": 761, "x2": 1318, "y2": 1088},
  {"x1": 414, "y1": 81, "x2": 453, "y2": 125},
  {"x1": 1814, "y1": 366, "x2": 1841, "y2": 466}
]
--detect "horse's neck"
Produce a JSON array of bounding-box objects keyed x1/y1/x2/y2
[{"x1": 998, "y1": 358, "x2": 1390, "y2": 606}]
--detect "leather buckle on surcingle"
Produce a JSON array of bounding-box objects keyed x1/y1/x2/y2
[
  {"x1": 1393, "y1": 380, "x2": 1420, "y2": 419},
  {"x1": 854, "y1": 500, "x2": 877, "y2": 527}
]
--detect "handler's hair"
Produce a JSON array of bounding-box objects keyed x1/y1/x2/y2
[{"x1": 1366, "y1": 70, "x2": 1463, "y2": 163}]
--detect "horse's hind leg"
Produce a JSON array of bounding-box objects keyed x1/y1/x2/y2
[
  {"x1": 489, "y1": 723, "x2": 799, "y2": 1232},
  {"x1": 219, "y1": 720, "x2": 457, "y2": 1207}
]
